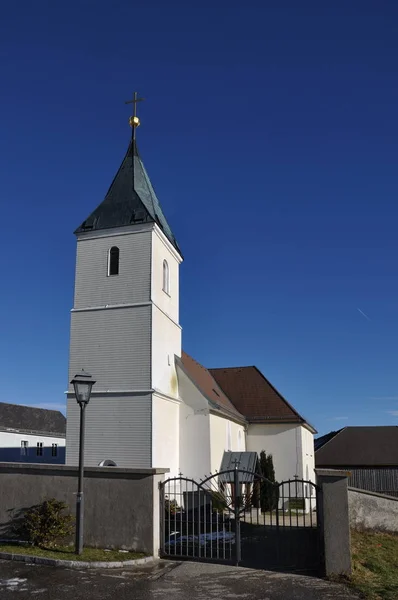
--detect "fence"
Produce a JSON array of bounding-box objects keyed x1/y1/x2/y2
[{"x1": 348, "y1": 468, "x2": 398, "y2": 498}]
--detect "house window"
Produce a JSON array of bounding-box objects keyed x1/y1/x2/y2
[
  {"x1": 21, "y1": 441, "x2": 28, "y2": 456},
  {"x1": 162, "y1": 260, "x2": 170, "y2": 294},
  {"x1": 36, "y1": 442, "x2": 43, "y2": 457},
  {"x1": 52, "y1": 444, "x2": 58, "y2": 457},
  {"x1": 108, "y1": 246, "x2": 120, "y2": 276}
]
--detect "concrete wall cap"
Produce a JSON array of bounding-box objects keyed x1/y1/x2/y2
[
  {"x1": 348, "y1": 487, "x2": 398, "y2": 502},
  {"x1": 0, "y1": 462, "x2": 169, "y2": 475},
  {"x1": 315, "y1": 468, "x2": 351, "y2": 478}
]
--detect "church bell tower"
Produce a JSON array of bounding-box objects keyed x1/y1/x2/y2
[{"x1": 66, "y1": 94, "x2": 183, "y2": 470}]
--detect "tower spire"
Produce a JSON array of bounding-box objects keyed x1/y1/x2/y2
[
  {"x1": 125, "y1": 91, "x2": 145, "y2": 141},
  {"x1": 75, "y1": 93, "x2": 181, "y2": 254}
]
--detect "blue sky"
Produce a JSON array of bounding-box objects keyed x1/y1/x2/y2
[{"x1": 1, "y1": 1, "x2": 398, "y2": 435}]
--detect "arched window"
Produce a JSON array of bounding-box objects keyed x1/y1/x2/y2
[
  {"x1": 238, "y1": 429, "x2": 243, "y2": 451},
  {"x1": 98, "y1": 459, "x2": 117, "y2": 467},
  {"x1": 162, "y1": 259, "x2": 170, "y2": 294},
  {"x1": 226, "y1": 421, "x2": 232, "y2": 451},
  {"x1": 108, "y1": 246, "x2": 119, "y2": 276}
]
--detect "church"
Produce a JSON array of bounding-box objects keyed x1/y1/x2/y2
[{"x1": 66, "y1": 103, "x2": 316, "y2": 485}]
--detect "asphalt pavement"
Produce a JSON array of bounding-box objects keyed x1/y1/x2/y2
[{"x1": 0, "y1": 558, "x2": 360, "y2": 599}]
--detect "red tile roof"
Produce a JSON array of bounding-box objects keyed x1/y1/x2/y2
[
  {"x1": 180, "y1": 352, "x2": 245, "y2": 421},
  {"x1": 209, "y1": 366, "x2": 307, "y2": 424}
]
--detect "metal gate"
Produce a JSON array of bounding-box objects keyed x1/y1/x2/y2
[{"x1": 159, "y1": 468, "x2": 323, "y2": 573}]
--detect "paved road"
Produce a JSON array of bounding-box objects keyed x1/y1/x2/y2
[{"x1": 0, "y1": 559, "x2": 359, "y2": 599}]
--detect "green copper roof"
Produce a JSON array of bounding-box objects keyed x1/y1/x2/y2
[{"x1": 75, "y1": 138, "x2": 180, "y2": 253}]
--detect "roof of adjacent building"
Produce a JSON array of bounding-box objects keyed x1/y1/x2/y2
[
  {"x1": 315, "y1": 426, "x2": 398, "y2": 467},
  {"x1": 314, "y1": 429, "x2": 341, "y2": 452},
  {"x1": 180, "y1": 352, "x2": 245, "y2": 421},
  {"x1": 75, "y1": 138, "x2": 180, "y2": 254},
  {"x1": 0, "y1": 402, "x2": 66, "y2": 436},
  {"x1": 209, "y1": 365, "x2": 314, "y2": 429}
]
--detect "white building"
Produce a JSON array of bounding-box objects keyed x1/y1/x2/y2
[
  {"x1": 66, "y1": 120, "x2": 316, "y2": 485},
  {"x1": 0, "y1": 402, "x2": 66, "y2": 464}
]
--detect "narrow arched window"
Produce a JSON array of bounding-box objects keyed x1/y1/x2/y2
[
  {"x1": 162, "y1": 259, "x2": 170, "y2": 294},
  {"x1": 238, "y1": 429, "x2": 243, "y2": 451},
  {"x1": 108, "y1": 246, "x2": 119, "y2": 276},
  {"x1": 226, "y1": 421, "x2": 232, "y2": 451}
]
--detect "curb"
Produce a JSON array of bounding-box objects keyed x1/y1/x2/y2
[{"x1": 0, "y1": 551, "x2": 155, "y2": 569}]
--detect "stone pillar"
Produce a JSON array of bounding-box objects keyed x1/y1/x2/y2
[
  {"x1": 316, "y1": 469, "x2": 351, "y2": 577},
  {"x1": 153, "y1": 472, "x2": 167, "y2": 557}
]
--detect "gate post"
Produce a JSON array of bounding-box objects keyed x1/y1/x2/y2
[
  {"x1": 159, "y1": 480, "x2": 165, "y2": 557},
  {"x1": 316, "y1": 469, "x2": 351, "y2": 577},
  {"x1": 154, "y1": 472, "x2": 168, "y2": 558},
  {"x1": 234, "y1": 467, "x2": 241, "y2": 566}
]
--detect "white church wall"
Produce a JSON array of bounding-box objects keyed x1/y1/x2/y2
[
  {"x1": 74, "y1": 227, "x2": 152, "y2": 310},
  {"x1": 179, "y1": 402, "x2": 211, "y2": 481},
  {"x1": 151, "y1": 226, "x2": 181, "y2": 325},
  {"x1": 152, "y1": 394, "x2": 179, "y2": 476},
  {"x1": 151, "y1": 306, "x2": 181, "y2": 399},
  {"x1": 246, "y1": 423, "x2": 304, "y2": 482},
  {"x1": 176, "y1": 365, "x2": 212, "y2": 480},
  {"x1": 66, "y1": 394, "x2": 151, "y2": 468},
  {"x1": 301, "y1": 425, "x2": 316, "y2": 483},
  {"x1": 0, "y1": 431, "x2": 65, "y2": 464},
  {"x1": 209, "y1": 414, "x2": 246, "y2": 475}
]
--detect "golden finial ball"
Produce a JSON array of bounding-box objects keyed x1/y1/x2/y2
[{"x1": 129, "y1": 116, "x2": 141, "y2": 128}]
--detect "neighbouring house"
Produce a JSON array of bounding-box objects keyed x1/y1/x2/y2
[
  {"x1": 0, "y1": 402, "x2": 66, "y2": 464},
  {"x1": 66, "y1": 118, "x2": 317, "y2": 484},
  {"x1": 315, "y1": 426, "x2": 398, "y2": 497}
]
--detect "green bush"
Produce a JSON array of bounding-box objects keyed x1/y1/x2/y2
[
  {"x1": 165, "y1": 498, "x2": 179, "y2": 514},
  {"x1": 16, "y1": 499, "x2": 74, "y2": 548}
]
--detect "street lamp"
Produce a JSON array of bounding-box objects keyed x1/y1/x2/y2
[{"x1": 70, "y1": 369, "x2": 96, "y2": 555}]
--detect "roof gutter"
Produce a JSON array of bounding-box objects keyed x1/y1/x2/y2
[{"x1": 247, "y1": 416, "x2": 317, "y2": 434}]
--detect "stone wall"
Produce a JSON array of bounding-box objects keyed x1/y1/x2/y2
[
  {"x1": 348, "y1": 487, "x2": 398, "y2": 534},
  {"x1": 0, "y1": 463, "x2": 168, "y2": 555}
]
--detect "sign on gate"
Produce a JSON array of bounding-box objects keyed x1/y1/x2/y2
[{"x1": 159, "y1": 468, "x2": 322, "y2": 573}]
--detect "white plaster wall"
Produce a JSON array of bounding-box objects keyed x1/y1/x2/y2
[
  {"x1": 209, "y1": 414, "x2": 246, "y2": 474},
  {"x1": 152, "y1": 394, "x2": 179, "y2": 477},
  {"x1": 246, "y1": 423, "x2": 303, "y2": 482},
  {"x1": 151, "y1": 227, "x2": 181, "y2": 324},
  {"x1": 176, "y1": 364, "x2": 212, "y2": 480},
  {"x1": 179, "y1": 403, "x2": 211, "y2": 481},
  {"x1": 151, "y1": 305, "x2": 181, "y2": 398},
  {"x1": 301, "y1": 426, "x2": 316, "y2": 484},
  {"x1": 0, "y1": 431, "x2": 65, "y2": 464}
]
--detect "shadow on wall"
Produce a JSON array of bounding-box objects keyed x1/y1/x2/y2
[
  {"x1": 0, "y1": 506, "x2": 32, "y2": 541},
  {"x1": 0, "y1": 447, "x2": 66, "y2": 465}
]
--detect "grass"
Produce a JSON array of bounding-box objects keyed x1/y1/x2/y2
[
  {"x1": 348, "y1": 530, "x2": 398, "y2": 600},
  {"x1": 0, "y1": 543, "x2": 146, "y2": 562}
]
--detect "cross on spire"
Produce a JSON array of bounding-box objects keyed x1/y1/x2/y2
[{"x1": 125, "y1": 91, "x2": 145, "y2": 138}]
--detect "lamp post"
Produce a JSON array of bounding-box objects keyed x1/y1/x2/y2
[{"x1": 70, "y1": 369, "x2": 96, "y2": 555}]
